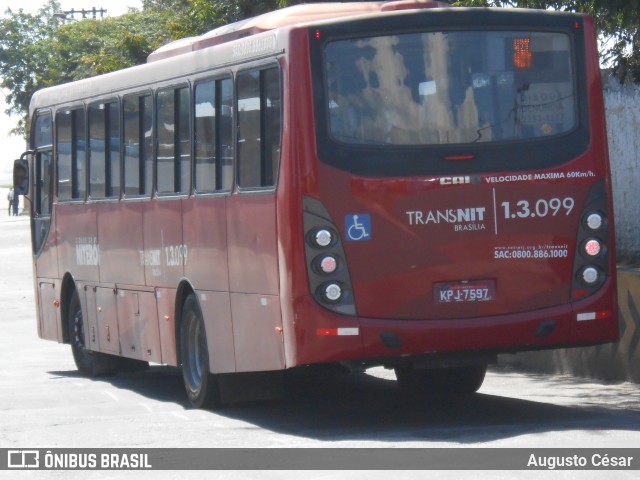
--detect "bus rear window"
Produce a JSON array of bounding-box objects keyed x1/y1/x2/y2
[{"x1": 324, "y1": 31, "x2": 575, "y2": 145}]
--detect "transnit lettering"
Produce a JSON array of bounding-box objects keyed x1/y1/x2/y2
[{"x1": 406, "y1": 207, "x2": 486, "y2": 226}]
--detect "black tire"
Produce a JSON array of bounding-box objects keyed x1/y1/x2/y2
[
  {"x1": 180, "y1": 293, "x2": 221, "y2": 408},
  {"x1": 395, "y1": 364, "x2": 487, "y2": 395},
  {"x1": 68, "y1": 290, "x2": 120, "y2": 377}
]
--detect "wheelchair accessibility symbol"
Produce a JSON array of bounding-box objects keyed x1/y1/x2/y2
[{"x1": 345, "y1": 214, "x2": 371, "y2": 241}]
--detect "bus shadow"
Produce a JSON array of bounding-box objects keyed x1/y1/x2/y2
[
  {"x1": 227, "y1": 369, "x2": 640, "y2": 444},
  {"x1": 49, "y1": 365, "x2": 192, "y2": 408},
  {"x1": 48, "y1": 365, "x2": 640, "y2": 444}
]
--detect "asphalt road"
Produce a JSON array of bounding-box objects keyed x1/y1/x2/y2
[{"x1": 0, "y1": 196, "x2": 639, "y2": 480}]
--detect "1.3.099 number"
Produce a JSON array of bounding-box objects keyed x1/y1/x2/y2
[{"x1": 501, "y1": 197, "x2": 574, "y2": 220}]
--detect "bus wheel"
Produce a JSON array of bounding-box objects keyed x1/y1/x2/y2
[
  {"x1": 394, "y1": 364, "x2": 487, "y2": 395},
  {"x1": 68, "y1": 290, "x2": 120, "y2": 377},
  {"x1": 180, "y1": 294, "x2": 221, "y2": 409}
]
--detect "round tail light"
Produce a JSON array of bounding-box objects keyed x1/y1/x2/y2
[{"x1": 323, "y1": 283, "x2": 342, "y2": 302}]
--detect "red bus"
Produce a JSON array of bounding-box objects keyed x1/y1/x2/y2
[{"x1": 15, "y1": 1, "x2": 618, "y2": 408}]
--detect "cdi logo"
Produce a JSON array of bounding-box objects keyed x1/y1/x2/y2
[
  {"x1": 8, "y1": 450, "x2": 40, "y2": 468},
  {"x1": 345, "y1": 214, "x2": 371, "y2": 241}
]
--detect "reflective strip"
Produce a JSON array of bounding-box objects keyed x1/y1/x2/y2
[
  {"x1": 338, "y1": 328, "x2": 359, "y2": 336},
  {"x1": 316, "y1": 327, "x2": 360, "y2": 336},
  {"x1": 577, "y1": 311, "x2": 613, "y2": 322}
]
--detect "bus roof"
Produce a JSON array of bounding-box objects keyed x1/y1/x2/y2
[{"x1": 147, "y1": 1, "x2": 451, "y2": 62}]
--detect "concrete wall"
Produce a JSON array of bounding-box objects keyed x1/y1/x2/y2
[
  {"x1": 500, "y1": 79, "x2": 640, "y2": 383},
  {"x1": 604, "y1": 80, "x2": 640, "y2": 264}
]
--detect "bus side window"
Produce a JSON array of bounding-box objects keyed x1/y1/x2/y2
[
  {"x1": 220, "y1": 78, "x2": 234, "y2": 190},
  {"x1": 88, "y1": 104, "x2": 106, "y2": 198},
  {"x1": 108, "y1": 102, "x2": 121, "y2": 198},
  {"x1": 56, "y1": 108, "x2": 86, "y2": 201},
  {"x1": 194, "y1": 76, "x2": 234, "y2": 193},
  {"x1": 156, "y1": 86, "x2": 191, "y2": 195},
  {"x1": 88, "y1": 101, "x2": 121, "y2": 199},
  {"x1": 35, "y1": 152, "x2": 53, "y2": 216},
  {"x1": 237, "y1": 66, "x2": 281, "y2": 189},
  {"x1": 33, "y1": 112, "x2": 53, "y2": 217},
  {"x1": 123, "y1": 94, "x2": 153, "y2": 197}
]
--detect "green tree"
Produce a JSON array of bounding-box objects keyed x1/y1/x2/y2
[
  {"x1": 0, "y1": 0, "x2": 176, "y2": 135},
  {"x1": 0, "y1": 1, "x2": 61, "y2": 134},
  {"x1": 158, "y1": 0, "x2": 282, "y2": 39},
  {"x1": 51, "y1": 9, "x2": 174, "y2": 79}
]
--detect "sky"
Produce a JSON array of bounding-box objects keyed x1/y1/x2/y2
[{"x1": 0, "y1": 0, "x2": 143, "y2": 185}]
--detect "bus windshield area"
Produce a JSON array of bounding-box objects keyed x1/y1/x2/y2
[{"x1": 324, "y1": 30, "x2": 576, "y2": 146}]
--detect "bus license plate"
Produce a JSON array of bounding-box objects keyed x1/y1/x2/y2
[{"x1": 434, "y1": 280, "x2": 495, "y2": 303}]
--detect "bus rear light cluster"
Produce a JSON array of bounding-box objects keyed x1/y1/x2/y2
[
  {"x1": 571, "y1": 182, "x2": 611, "y2": 297},
  {"x1": 303, "y1": 197, "x2": 357, "y2": 316}
]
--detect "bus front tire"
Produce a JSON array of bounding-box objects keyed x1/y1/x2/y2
[
  {"x1": 68, "y1": 290, "x2": 120, "y2": 377},
  {"x1": 394, "y1": 364, "x2": 487, "y2": 395},
  {"x1": 180, "y1": 293, "x2": 221, "y2": 409}
]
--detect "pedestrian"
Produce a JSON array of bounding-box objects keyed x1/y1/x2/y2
[
  {"x1": 7, "y1": 188, "x2": 13, "y2": 215},
  {"x1": 12, "y1": 191, "x2": 19, "y2": 216}
]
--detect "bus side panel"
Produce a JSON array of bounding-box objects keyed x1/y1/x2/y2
[
  {"x1": 80, "y1": 282, "x2": 98, "y2": 352},
  {"x1": 155, "y1": 287, "x2": 178, "y2": 367},
  {"x1": 56, "y1": 204, "x2": 99, "y2": 282},
  {"x1": 183, "y1": 197, "x2": 229, "y2": 292},
  {"x1": 37, "y1": 280, "x2": 62, "y2": 342},
  {"x1": 230, "y1": 293, "x2": 284, "y2": 371},
  {"x1": 226, "y1": 194, "x2": 279, "y2": 295},
  {"x1": 34, "y1": 209, "x2": 59, "y2": 280},
  {"x1": 142, "y1": 200, "x2": 184, "y2": 288},
  {"x1": 117, "y1": 289, "x2": 162, "y2": 363},
  {"x1": 197, "y1": 290, "x2": 236, "y2": 374},
  {"x1": 98, "y1": 202, "x2": 145, "y2": 285},
  {"x1": 226, "y1": 193, "x2": 283, "y2": 371},
  {"x1": 91, "y1": 286, "x2": 120, "y2": 355}
]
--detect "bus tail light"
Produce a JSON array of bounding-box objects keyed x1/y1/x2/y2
[
  {"x1": 313, "y1": 228, "x2": 334, "y2": 248},
  {"x1": 303, "y1": 197, "x2": 357, "y2": 315},
  {"x1": 579, "y1": 266, "x2": 601, "y2": 285},
  {"x1": 585, "y1": 212, "x2": 604, "y2": 231},
  {"x1": 321, "y1": 282, "x2": 343, "y2": 302},
  {"x1": 583, "y1": 239, "x2": 603, "y2": 257},
  {"x1": 571, "y1": 181, "x2": 611, "y2": 298},
  {"x1": 317, "y1": 255, "x2": 338, "y2": 274}
]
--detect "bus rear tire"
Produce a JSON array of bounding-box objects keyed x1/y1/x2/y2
[
  {"x1": 394, "y1": 364, "x2": 487, "y2": 395},
  {"x1": 180, "y1": 293, "x2": 221, "y2": 409},
  {"x1": 68, "y1": 290, "x2": 120, "y2": 377}
]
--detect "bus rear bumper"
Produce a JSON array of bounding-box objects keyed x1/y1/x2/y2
[{"x1": 290, "y1": 276, "x2": 618, "y2": 367}]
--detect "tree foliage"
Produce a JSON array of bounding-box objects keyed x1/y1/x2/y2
[
  {"x1": 0, "y1": 0, "x2": 174, "y2": 134},
  {"x1": 0, "y1": 1, "x2": 59, "y2": 132}
]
